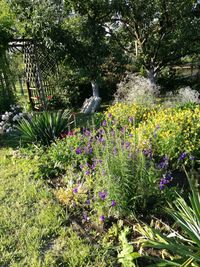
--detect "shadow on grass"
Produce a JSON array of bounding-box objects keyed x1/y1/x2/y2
[
  {"x1": 0, "y1": 110, "x2": 106, "y2": 149},
  {"x1": 71, "y1": 112, "x2": 105, "y2": 130},
  {"x1": 0, "y1": 132, "x2": 20, "y2": 149}
]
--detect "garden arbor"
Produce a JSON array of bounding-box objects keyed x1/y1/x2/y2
[{"x1": 8, "y1": 38, "x2": 58, "y2": 110}]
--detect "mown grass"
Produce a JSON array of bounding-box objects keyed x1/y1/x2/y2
[
  {"x1": 0, "y1": 148, "x2": 112, "y2": 267},
  {"x1": 0, "y1": 148, "x2": 63, "y2": 266}
]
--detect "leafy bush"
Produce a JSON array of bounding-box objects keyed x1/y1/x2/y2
[
  {"x1": 91, "y1": 129, "x2": 162, "y2": 216},
  {"x1": 34, "y1": 131, "x2": 91, "y2": 179},
  {"x1": 16, "y1": 110, "x2": 73, "y2": 146},
  {"x1": 36, "y1": 123, "x2": 175, "y2": 221}
]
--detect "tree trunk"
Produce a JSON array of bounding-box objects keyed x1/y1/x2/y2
[{"x1": 147, "y1": 67, "x2": 157, "y2": 85}]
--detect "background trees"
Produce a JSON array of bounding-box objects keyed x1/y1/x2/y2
[
  {"x1": 2, "y1": 0, "x2": 200, "y2": 109},
  {"x1": 110, "y1": 0, "x2": 200, "y2": 83},
  {"x1": 0, "y1": 0, "x2": 16, "y2": 112}
]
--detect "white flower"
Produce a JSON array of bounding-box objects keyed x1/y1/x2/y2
[
  {"x1": 114, "y1": 73, "x2": 160, "y2": 104},
  {"x1": 12, "y1": 115, "x2": 19, "y2": 121},
  {"x1": 6, "y1": 127, "x2": 12, "y2": 133},
  {"x1": 2, "y1": 114, "x2": 8, "y2": 121}
]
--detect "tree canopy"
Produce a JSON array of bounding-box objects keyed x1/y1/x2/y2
[
  {"x1": 2, "y1": 0, "x2": 200, "y2": 100},
  {"x1": 0, "y1": 0, "x2": 15, "y2": 51}
]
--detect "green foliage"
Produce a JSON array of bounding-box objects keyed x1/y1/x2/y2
[
  {"x1": 16, "y1": 110, "x2": 73, "y2": 146},
  {"x1": 0, "y1": 53, "x2": 16, "y2": 113},
  {"x1": 0, "y1": 0, "x2": 14, "y2": 49},
  {"x1": 111, "y1": 0, "x2": 200, "y2": 80},
  {"x1": 118, "y1": 227, "x2": 140, "y2": 267},
  {"x1": 93, "y1": 134, "x2": 162, "y2": 215},
  {"x1": 137, "y1": 169, "x2": 200, "y2": 266},
  {"x1": 1, "y1": 100, "x2": 200, "y2": 266},
  {"x1": 33, "y1": 132, "x2": 89, "y2": 179},
  {"x1": 0, "y1": 1, "x2": 16, "y2": 113}
]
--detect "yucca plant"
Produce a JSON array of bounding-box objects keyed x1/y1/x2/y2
[
  {"x1": 15, "y1": 110, "x2": 73, "y2": 146},
  {"x1": 136, "y1": 168, "x2": 200, "y2": 266}
]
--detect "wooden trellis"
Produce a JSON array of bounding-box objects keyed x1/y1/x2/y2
[{"x1": 9, "y1": 39, "x2": 59, "y2": 110}]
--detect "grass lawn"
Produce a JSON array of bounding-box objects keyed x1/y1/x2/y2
[
  {"x1": 0, "y1": 148, "x2": 63, "y2": 266},
  {"x1": 0, "y1": 147, "x2": 110, "y2": 267}
]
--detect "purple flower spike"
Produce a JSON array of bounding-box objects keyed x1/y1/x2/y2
[
  {"x1": 100, "y1": 215, "x2": 105, "y2": 222},
  {"x1": 91, "y1": 163, "x2": 96, "y2": 170},
  {"x1": 84, "y1": 130, "x2": 91, "y2": 136},
  {"x1": 125, "y1": 142, "x2": 131, "y2": 149},
  {"x1": 143, "y1": 148, "x2": 153, "y2": 159},
  {"x1": 121, "y1": 127, "x2": 125, "y2": 133},
  {"x1": 159, "y1": 156, "x2": 169, "y2": 170},
  {"x1": 99, "y1": 191, "x2": 107, "y2": 200},
  {"x1": 73, "y1": 188, "x2": 78, "y2": 193},
  {"x1": 180, "y1": 152, "x2": 187, "y2": 161},
  {"x1": 85, "y1": 170, "x2": 90, "y2": 175},
  {"x1": 75, "y1": 147, "x2": 82, "y2": 155},
  {"x1": 102, "y1": 120, "x2": 107, "y2": 127},
  {"x1": 159, "y1": 172, "x2": 173, "y2": 190},
  {"x1": 113, "y1": 147, "x2": 117, "y2": 156},
  {"x1": 190, "y1": 155, "x2": 195, "y2": 161},
  {"x1": 111, "y1": 200, "x2": 116, "y2": 207},
  {"x1": 108, "y1": 113, "x2": 112, "y2": 118},
  {"x1": 83, "y1": 212, "x2": 90, "y2": 222},
  {"x1": 86, "y1": 199, "x2": 90, "y2": 205},
  {"x1": 128, "y1": 117, "x2": 134, "y2": 123}
]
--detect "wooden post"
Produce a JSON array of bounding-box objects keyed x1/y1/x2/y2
[
  {"x1": 26, "y1": 80, "x2": 34, "y2": 110},
  {"x1": 33, "y1": 42, "x2": 47, "y2": 110}
]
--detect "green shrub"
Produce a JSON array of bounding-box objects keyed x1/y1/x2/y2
[
  {"x1": 34, "y1": 132, "x2": 90, "y2": 179},
  {"x1": 91, "y1": 126, "x2": 167, "y2": 217},
  {"x1": 16, "y1": 110, "x2": 73, "y2": 146}
]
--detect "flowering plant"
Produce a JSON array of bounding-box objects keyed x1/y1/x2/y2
[{"x1": 0, "y1": 104, "x2": 24, "y2": 133}]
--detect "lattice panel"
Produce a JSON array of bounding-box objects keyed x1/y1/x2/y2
[{"x1": 9, "y1": 39, "x2": 59, "y2": 110}]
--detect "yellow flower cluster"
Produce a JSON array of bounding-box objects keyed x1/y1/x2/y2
[
  {"x1": 105, "y1": 102, "x2": 200, "y2": 165},
  {"x1": 105, "y1": 102, "x2": 159, "y2": 127},
  {"x1": 136, "y1": 105, "x2": 200, "y2": 162},
  {"x1": 54, "y1": 184, "x2": 88, "y2": 207}
]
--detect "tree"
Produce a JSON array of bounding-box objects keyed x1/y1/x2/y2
[
  {"x1": 0, "y1": 0, "x2": 14, "y2": 51},
  {"x1": 0, "y1": 0, "x2": 16, "y2": 112},
  {"x1": 53, "y1": 0, "x2": 114, "y2": 98},
  {"x1": 8, "y1": 1, "x2": 121, "y2": 105},
  {"x1": 110, "y1": 0, "x2": 200, "y2": 83}
]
